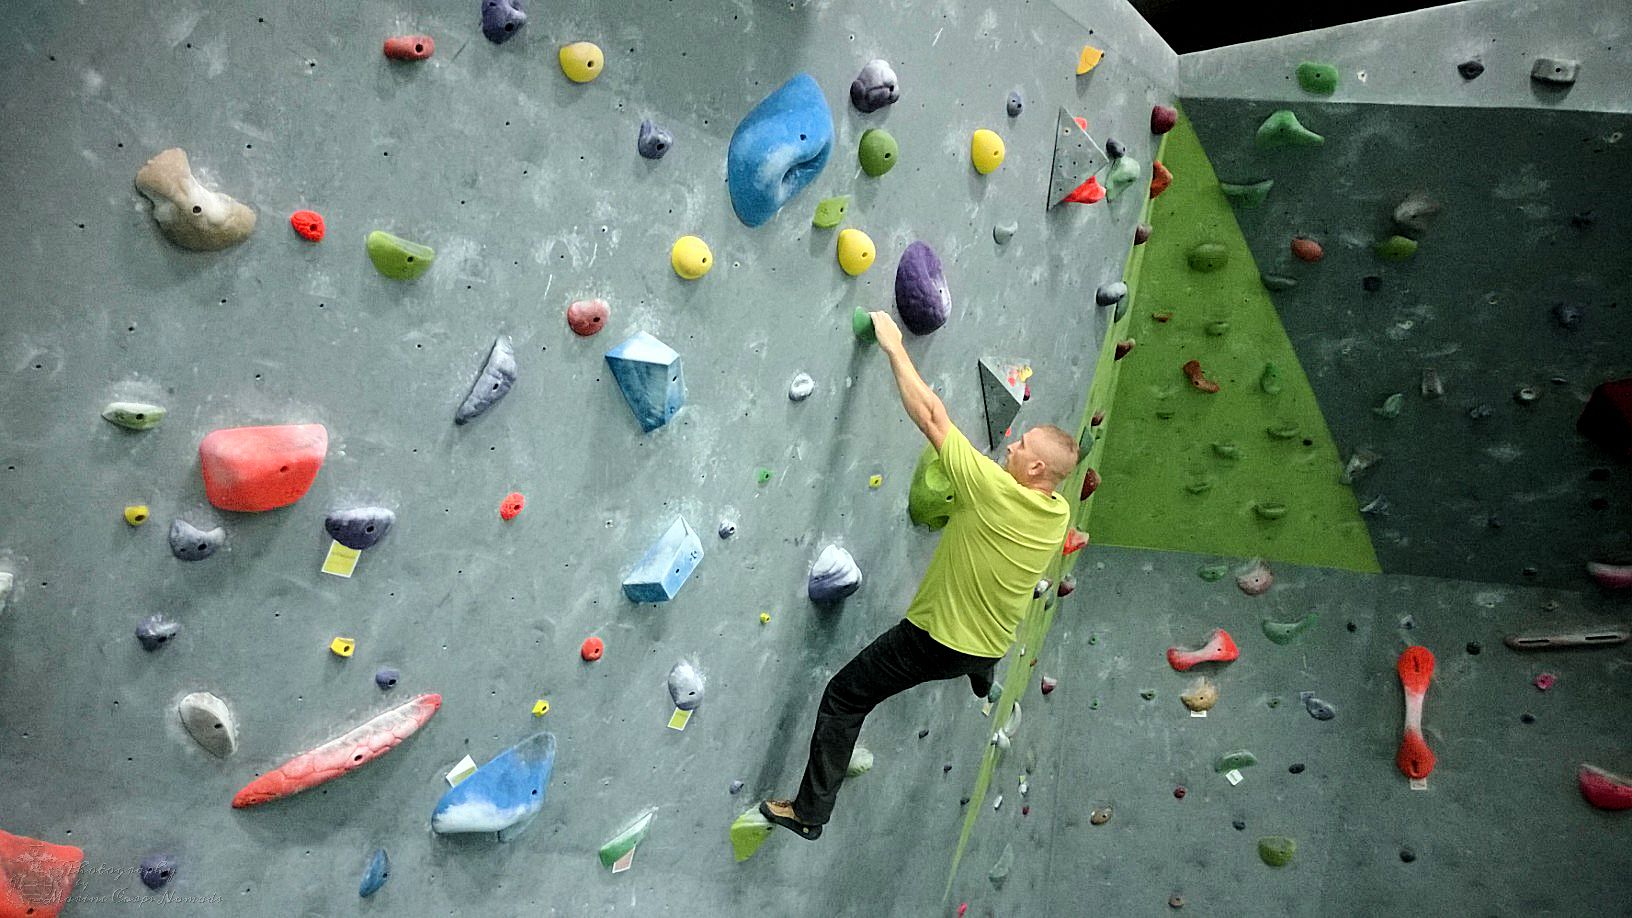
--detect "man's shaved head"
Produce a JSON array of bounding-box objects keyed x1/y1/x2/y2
[{"x1": 1004, "y1": 424, "x2": 1080, "y2": 491}]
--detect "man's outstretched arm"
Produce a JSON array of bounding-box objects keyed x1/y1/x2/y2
[{"x1": 870, "y1": 311, "x2": 951, "y2": 449}]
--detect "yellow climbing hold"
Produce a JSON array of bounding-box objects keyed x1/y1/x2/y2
[
  {"x1": 1077, "y1": 45, "x2": 1104, "y2": 75},
  {"x1": 759, "y1": 612, "x2": 772, "y2": 624},
  {"x1": 532, "y1": 699, "x2": 550, "y2": 717},
  {"x1": 836, "y1": 228, "x2": 876, "y2": 276},
  {"x1": 971, "y1": 129, "x2": 1006, "y2": 174},
  {"x1": 559, "y1": 42, "x2": 604, "y2": 83},
  {"x1": 868, "y1": 474, "x2": 884, "y2": 489},
  {"x1": 671, "y1": 235, "x2": 713, "y2": 279},
  {"x1": 329, "y1": 637, "x2": 355, "y2": 658},
  {"x1": 123, "y1": 504, "x2": 150, "y2": 526}
]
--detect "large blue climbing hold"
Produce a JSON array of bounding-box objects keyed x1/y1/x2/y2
[
  {"x1": 431, "y1": 732, "x2": 556, "y2": 840},
  {"x1": 622, "y1": 516, "x2": 704, "y2": 603},
  {"x1": 605, "y1": 332, "x2": 685, "y2": 433},
  {"x1": 726, "y1": 73, "x2": 834, "y2": 227},
  {"x1": 358, "y1": 848, "x2": 390, "y2": 898},
  {"x1": 480, "y1": 0, "x2": 526, "y2": 43}
]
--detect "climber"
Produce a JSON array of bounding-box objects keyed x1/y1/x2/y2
[{"x1": 761, "y1": 311, "x2": 1076, "y2": 840}]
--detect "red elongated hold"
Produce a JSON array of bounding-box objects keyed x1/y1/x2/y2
[
  {"x1": 1579, "y1": 764, "x2": 1632, "y2": 811},
  {"x1": 1587, "y1": 561, "x2": 1632, "y2": 589},
  {"x1": 499, "y1": 492, "x2": 525, "y2": 521},
  {"x1": 1056, "y1": 576, "x2": 1076, "y2": 598},
  {"x1": 581, "y1": 636, "x2": 604, "y2": 662},
  {"x1": 1397, "y1": 645, "x2": 1434, "y2": 694},
  {"x1": 1149, "y1": 161, "x2": 1172, "y2": 198},
  {"x1": 1063, "y1": 176, "x2": 1104, "y2": 205},
  {"x1": 957, "y1": 904, "x2": 969, "y2": 918},
  {"x1": 1166, "y1": 628, "x2": 1240, "y2": 671},
  {"x1": 1062, "y1": 529, "x2": 1089, "y2": 555},
  {"x1": 383, "y1": 34, "x2": 435, "y2": 61},
  {"x1": 0, "y1": 828, "x2": 83, "y2": 918},
  {"x1": 1114, "y1": 338, "x2": 1135, "y2": 360},
  {"x1": 1397, "y1": 728, "x2": 1436, "y2": 780},
  {"x1": 1151, "y1": 105, "x2": 1177, "y2": 135},
  {"x1": 1080, "y1": 467, "x2": 1101, "y2": 501},
  {"x1": 1090, "y1": 410, "x2": 1105, "y2": 427},
  {"x1": 289, "y1": 210, "x2": 325, "y2": 241},
  {"x1": 200, "y1": 424, "x2": 328, "y2": 512},
  {"x1": 1182, "y1": 359, "x2": 1220, "y2": 393},
  {"x1": 1291, "y1": 236, "x2": 1324, "y2": 262},
  {"x1": 232, "y1": 693, "x2": 441, "y2": 808},
  {"x1": 566, "y1": 298, "x2": 610, "y2": 336}
]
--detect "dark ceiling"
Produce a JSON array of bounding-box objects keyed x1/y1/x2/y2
[{"x1": 1129, "y1": 0, "x2": 1465, "y2": 54}]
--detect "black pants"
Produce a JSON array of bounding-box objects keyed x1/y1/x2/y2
[{"x1": 793, "y1": 619, "x2": 1001, "y2": 825}]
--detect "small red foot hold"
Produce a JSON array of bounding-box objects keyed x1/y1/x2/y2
[
  {"x1": 580, "y1": 636, "x2": 604, "y2": 661},
  {"x1": 1166, "y1": 628, "x2": 1239, "y2": 671},
  {"x1": 1062, "y1": 529, "x2": 1089, "y2": 555},
  {"x1": 0, "y1": 828, "x2": 83, "y2": 918},
  {"x1": 1579, "y1": 764, "x2": 1632, "y2": 810},
  {"x1": 1533, "y1": 672, "x2": 1557, "y2": 691},
  {"x1": 1182, "y1": 359, "x2": 1220, "y2": 393},
  {"x1": 1398, "y1": 645, "x2": 1434, "y2": 694},
  {"x1": 1397, "y1": 728, "x2": 1436, "y2": 780},
  {"x1": 1291, "y1": 236, "x2": 1324, "y2": 262},
  {"x1": 1587, "y1": 561, "x2": 1632, "y2": 589},
  {"x1": 499, "y1": 492, "x2": 525, "y2": 521},
  {"x1": 289, "y1": 210, "x2": 325, "y2": 241},
  {"x1": 1040, "y1": 675, "x2": 1058, "y2": 695},
  {"x1": 1149, "y1": 161, "x2": 1172, "y2": 198},
  {"x1": 1090, "y1": 410, "x2": 1105, "y2": 427},
  {"x1": 1114, "y1": 338, "x2": 1135, "y2": 360},
  {"x1": 383, "y1": 35, "x2": 435, "y2": 61},
  {"x1": 957, "y1": 904, "x2": 969, "y2": 918},
  {"x1": 1080, "y1": 467, "x2": 1101, "y2": 500},
  {"x1": 1073, "y1": 116, "x2": 1089, "y2": 132},
  {"x1": 1064, "y1": 176, "x2": 1105, "y2": 204}
]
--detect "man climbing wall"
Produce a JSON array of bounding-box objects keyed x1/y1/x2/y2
[{"x1": 760, "y1": 311, "x2": 1076, "y2": 839}]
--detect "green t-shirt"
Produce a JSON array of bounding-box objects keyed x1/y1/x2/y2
[{"x1": 905, "y1": 425, "x2": 1071, "y2": 657}]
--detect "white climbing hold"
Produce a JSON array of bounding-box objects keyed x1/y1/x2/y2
[
  {"x1": 178, "y1": 691, "x2": 238, "y2": 758},
  {"x1": 846, "y1": 746, "x2": 874, "y2": 777},
  {"x1": 789, "y1": 373, "x2": 815, "y2": 402}
]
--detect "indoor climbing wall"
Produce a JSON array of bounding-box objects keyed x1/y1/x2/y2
[{"x1": 0, "y1": 0, "x2": 1179, "y2": 914}]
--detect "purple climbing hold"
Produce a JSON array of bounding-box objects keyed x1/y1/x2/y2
[
  {"x1": 136, "y1": 614, "x2": 181, "y2": 651},
  {"x1": 481, "y1": 0, "x2": 526, "y2": 43},
  {"x1": 1134, "y1": 224, "x2": 1152, "y2": 245},
  {"x1": 1457, "y1": 60, "x2": 1484, "y2": 80},
  {"x1": 637, "y1": 119, "x2": 673, "y2": 160},
  {"x1": 895, "y1": 242, "x2": 951, "y2": 335},
  {"x1": 375, "y1": 667, "x2": 400, "y2": 690},
  {"x1": 850, "y1": 59, "x2": 900, "y2": 113},
  {"x1": 139, "y1": 853, "x2": 177, "y2": 890}
]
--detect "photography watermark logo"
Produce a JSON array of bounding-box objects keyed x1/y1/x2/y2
[{"x1": 9, "y1": 847, "x2": 78, "y2": 907}]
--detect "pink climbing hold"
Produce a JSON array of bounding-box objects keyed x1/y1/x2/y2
[
  {"x1": 1166, "y1": 628, "x2": 1239, "y2": 671},
  {"x1": 0, "y1": 828, "x2": 83, "y2": 918},
  {"x1": 1063, "y1": 176, "x2": 1105, "y2": 205},
  {"x1": 232, "y1": 693, "x2": 441, "y2": 808},
  {"x1": 1291, "y1": 236, "x2": 1324, "y2": 263},
  {"x1": 1236, "y1": 558, "x2": 1274, "y2": 595},
  {"x1": 1062, "y1": 529, "x2": 1089, "y2": 556},
  {"x1": 1396, "y1": 646, "x2": 1436, "y2": 780},
  {"x1": 383, "y1": 35, "x2": 435, "y2": 61},
  {"x1": 1587, "y1": 561, "x2": 1632, "y2": 590},
  {"x1": 289, "y1": 210, "x2": 325, "y2": 242},
  {"x1": 1149, "y1": 161, "x2": 1172, "y2": 199},
  {"x1": 499, "y1": 492, "x2": 526, "y2": 521},
  {"x1": 566, "y1": 298, "x2": 610, "y2": 337},
  {"x1": 957, "y1": 904, "x2": 969, "y2": 918},
  {"x1": 1579, "y1": 764, "x2": 1632, "y2": 811},
  {"x1": 199, "y1": 424, "x2": 328, "y2": 512},
  {"x1": 1533, "y1": 672, "x2": 1557, "y2": 691},
  {"x1": 1151, "y1": 105, "x2": 1177, "y2": 135}
]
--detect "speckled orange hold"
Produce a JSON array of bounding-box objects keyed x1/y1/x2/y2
[
  {"x1": 1149, "y1": 161, "x2": 1172, "y2": 198},
  {"x1": 1291, "y1": 236, "x2": 1324, "y2": 262}
]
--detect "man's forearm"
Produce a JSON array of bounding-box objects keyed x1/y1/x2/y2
[{"x1": 885, "y1": 344, "x2": 944, "y2": 432}]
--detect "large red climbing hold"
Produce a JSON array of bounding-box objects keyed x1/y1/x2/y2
[
  {"x1": 1182, "y1": 359, "x2": 1220, "y2": 393},
  {"x1": 1149, "y1": 161, "x2": 1172, "y2": 199},
  {"x1": 1577, "y1": 378, "x2": 1632, "y2": 460},
  {"x1": 383, "y1": 35, "x2": 435, "y2": 61},
  {"x1": 232, "y1": 694, "x2": 441, "y2": 808},
  {"x1": 1062, "y1": 529, "x2": 1089, "y2": 555},
  {"x1": 1080, "y1": 467, "x2": 1101, "y2": 500},
  {"x1": 1579, "y1": 764, "x2": 1632, "y2": 810},
  {"x1": 1063, "y1": 176, "x2": 1104, "y2": 205},
  {"x1": 1151, "y1": 105, "x2": 1177, "y2": 135},
  {"x1": 1291, "y1": 236, "x2": 1324, "y2": 263},
  {"x1": 199, "y1": 424, "x2": 328, "y2": 512},
  {"x1": 0, "y1": 827, "x2": 83, "y2": 918},
  {"x1": 581, "y1": 636, "x2": 604, "y2": 662},
  {"x1": 499, "y1": 492, "x2": 526, "y2": 521},
  {"x1": 289, "y1": 210, "x2": 325, "y2": 242},
  {"x1": 1396, "y1": 646, "x2": 1436, "y2": 780},
  {"x1": 1166, "y1": 628, "x2": 1240, "y2": 671}
]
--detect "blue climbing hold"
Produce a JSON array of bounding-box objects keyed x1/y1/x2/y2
[
  {"x1": 135, "y1": 613, "x2": 181, "y2": 651},
  {"x1": 375, "y1": 667, "x2": 400, "y2": 690},
  {"x1": 480, "y1": 0, "x2": 526, "y2": 43},
  {"x1": 138, "y1": 853, "x2": 177, "y2": 890},
  {"x1": 358, "y1": 849, "x2": 390, "y2": 897},
  {"x1": 325, "y1": 507, "x2": 396, "y2": 551},
  {"x1": 726, "y1": 73, "x2": 834, "y2": 227},
  {"x1": 622, "y1": 516, "x2": 704, "y2": 603},
  {"x1": 605, "y1": 332, "x2": 686, "y2": 433},
  {"x1": 637, "y1": 119, "x2": 673, "y2": 160},
  {"x1": 431, "y1": 732, "x2": 556, "y2": 840},
  {"x1": 455, "y1": 335, "x2": 517, "y2": 425}
]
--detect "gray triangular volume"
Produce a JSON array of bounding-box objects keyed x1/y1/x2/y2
[
  {"x1": 1048, "y1": 108, "x2": 1108, "y2": 207},
  {"x1": 979, "y1": 358, "x2": 1028, "y2": 450}
]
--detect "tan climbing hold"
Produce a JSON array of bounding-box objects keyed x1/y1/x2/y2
[
  {"x1": 1089, "y1": 805, "x2": 1113, "y2": 825},
  {"x1": 1180, "y1": 677, "x2": 1219, "y2": 712},
  {"x1": 134, "y1": 148, "x2": 256, "y2": 251}
]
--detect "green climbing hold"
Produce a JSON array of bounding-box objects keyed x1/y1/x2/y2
[
  {"x1": 858, "y1": 129, "x2": 898, "y2": 177},
  {"x1": 1373, "y1": 393, "x2": 1404, "y2": 419},
  {"x1": 599, "y1": 808, "x2": 656, "y2": 869},
  {"x1": 1260, "y1": 273, "x2": 1298, "y2": 292},
  {"x1": 729, "y1": 808, "x2": 774, "y2": 862},
  {"x1": 756, "y1": 468, "x2": 774, "y2": 484},
  {"x1": 1198, "y1": 563, "x2": 1229, "y2": 582},
  {"x1": 1266, "y1": 422, "x2": 1300, "y2": 440},
  {"x1": 366, "y1": 230, "x2": 434, "y2": 280},
  {"x1": 1255, "y1": 110, "x2": 1323, "y2": 149},
  {"x1": 846, "y1": 746, "x2": 874, "y2": 778},
  {"x1": 101, "y1": 401, "x2": 167, "y2": 431},
  {"x1": 1156, "y1": 408, "x2": 1177, "y2": 420},
  {"x1": 1212, "y1": 442, "x2": 1241, "y2": 460},
  {"x1": 1102, "y1": 156, "x2": 1143, "y2": 200},
  {"x1": 1219, "y1": 179, "x2": 1274, "y2": 206},
  {"x1": 908, "y1": 445, "x2": 958, "y2": 530},
  {"x1": 1139, "y1": 690, "x2": 1155, "y2": 701},
  {"x1": 852, "y1": 306, "x2": 876, "y2": 343},
  {"x1": 1216, "y1": 750, "x2": 1258, "y2": 772},
  {"x1": 1260, "y1": 363, "x2": 1283, "y2": 395},
  {"x1": 1261, "y1": 612, "x2": 1318, "y2": 645},
  {"x1": 1187, "y1": 242, "x2": 1229, "y2": 272},
  {"x1": 1375, "y1": 235, "x2": 1418, "y2": 261},
  {"x1": 1295, "y1": 61, "x2": 1339, "y2": 95},
  {"x1": 1205, "y1": 320, "x2": 1231, "y2": 337},
  {"x1": 1258, "y1": 836, "x2": 1296, "y2": 868},
  {"x1": 1253, "y1": 500, "x2": 1288, "y2": 520},
  {"x1": 1090, "y1": 697, "x2": 1101, "y2": 709},
  {"x1": 1185, "y1": 476, "x2": 1215, "y2": 495},
  {"x1": 813, "y1": 196, "x2": 849, "y2": 228}
]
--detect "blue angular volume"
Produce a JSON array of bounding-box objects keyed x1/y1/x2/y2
[
  {"x1": 623, "y1": 516, "x2": 704, "y2": 603},
  {"x1": 358, "y1": 848, "x2": 390, "y2": 897},
  {"x1": 605, "y1": 332, "x2": 685, "y2": 433},
  {"x1": 431, "y1": 732, "x2": 556, "y2": 841},
  {"x1": 727, "y1": 73, "x2": 834, "y2": 227}
]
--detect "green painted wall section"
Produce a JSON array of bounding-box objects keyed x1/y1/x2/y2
[{"x1": 1088, "y1": 110, "x2": 1380, "y2": 573}]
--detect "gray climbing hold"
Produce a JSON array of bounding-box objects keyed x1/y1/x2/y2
[
  {"x1": 178, "y1": 691, "x2": 237, "y2": 757},
  {"x1": 1113, "y1": 297, "x2": 1130, "y2": 322},
  {"x1": 169, "y1": 519, "x2": 224, "y2": 561},
  {"x1": 325, "y1": 507, "x2": 396, "y2": 551},
  {"x1": 979, "y1": 358, "x2": 1028, "y2": 450},
  {"x1": 375, "y1": 668, "x2": 400, "y2": 690},
  {"x1": 358, "y1": 848, "x2": 390, "y2": 898},
  {"x1": 622, "y1": 517, "x2": 704, "y2": 603},
  {"x1": 138, "y1": 853, "x2": 178, "y2": 890},
  {"x1": 1421, "y1": 369, "x2": 1444, "y2": 398},
  {"x1": 1393, "y1": 192, "x2": 1441, "y2": 238},
  {"x1": 808, "y1": 544, "x2": 862, "y2": 603},
  {"x1": 481, "y1": 0, "x2": 527, "y2": 43},
  {"x1": 1134, "y1": 223, "x2": 1152, "y2": 245},
  {"x1": 0, "y1": 571, "x2": 11, "y2": 614},
  {"x1": 1096, "y1": 282, "x2": 1128, "y2": 307},
  {"x1": 1048, "y1": 108, "x2": 1108, "y2": 207},
  {"x1": 1006, "y1": 90, "x2": 1023, "y2": 117},
  {"x1": 729, "y1": 780, "x2": 744, "y2": 794},
  {"x1": 1299, "y1": 690, "x2": 1336, "y2": 721},
  {"x1": 668, "y1": 660, "x2": 705, "y2": 711},
  {"x1": 636, "y1": 119, "x2": 674, "y2": 159},
  {"x1": 789, "y1": 373, "x2": 815, "y2": 402},
  {"x1": 993, "y1": 222, "x2": 1017, "y2": 245},
  {"x1": 102, "y1": 401, "x2": 167, "y2": 431},
  {"x1": 850, "y1": 59, "x2": 900, "y2": 113},
  {"x1": 1260, "y1": 273, "x2": 1298, "y2": 292},
  {"x1": 1105, "y1": 138, "x2": 1126, "y2": 159},
  {"x1": 1530, "y1": 57, "x2": 1579, "y2": 86},
  {"x1": 605, "y1": 332, "x2": 686, "y2": 433},
  {"x1": 988, "y1": 842, "x2": 1014, "y2": 888},
  {"x1": 1553, "y1": 303, "x2": 1582, "y2": 329},
  {"x1": 1457, "y1": 59, "x2": 1484, "y2": 80},
  {"x1": 136, "y1": 614, "x2": 181, "y2": 651},
  {"x1": 1374, "y1": 393, "x2": 1404, "y2": 419},
  {"x1": 846, "y1": 745, "x2": 874, "y2": 777},
  {"x1": 717, "y1": 520, "x2": 736, "y2": 539},
  {"x1": 455, "y1": 335, "x2": 517, "y2": 425}
]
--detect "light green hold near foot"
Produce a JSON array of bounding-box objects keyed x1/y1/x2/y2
[
  {"x1": 1219, "y1": 179, "x2": 1273, "y2": 206},
  {"x1": 1266, "y1": 422, "x2": 1300, "y2": 440},
  {"x1": 1373, "y1": 393, "x2": 1404, "y2": 418},
  {"x1": 1101, "y1": 156, "x2": 1143, "y2": 200},
  {"x1": 1258, "y1": 836, "x2": 1296, "y2": 868},
  {"x1": 1216, "y1": 750, "x2": 1258, "y2": 772},
  {"x1": 1254, "y1": 500, "x2": 1288, "y2": 520},
  {"x1": 1262, "y1": 612, "x2": 1318, "y2": 645},
  {"x1": 1296, "y1": 61, "x2": 1339, "y2": 95},
  {"x1": 1260, "y1": 273, "x2": 1298, "y2": 292},
  {"x1": 1260, "y1": 363, "x2": 1283, "y2": 395},
  {"x1": 846, "y1": 746, "x2": 874, "y2": 778},
  {"x1": 729, "y1": 808, "x2": 774, "y2": 862},
  {"x1": 1212, "y1": 442, "x2": 1241, "y2": 460},
  {"x1": 366, "y1": 230, "x2": 434, "y2": 280},
  {"x1": 1205, "y1": 320, "x2": 1231, "y2": 337},
  {"x1": 1198, "y1": 563, "x2": 1229, "y2": 581},
  {"x1": 908, "y1": 445, "x2": 957, "y2": 530},
  {"x1": 1375, "y1": 235, "x2": 1418, "y2": 261},
  {"x1": 851, "y1": 306, "x2": 876, "y2": 343},
  {"x1": 102, "y1": 401, "x2": 166, "y2": 430},
  {"x1": 1187, "y1": 242, "x2": 1229, "y2": 272},
  {"x1": 858, "y1": 129, "x2": 898, "y2": 177},
  {"x1": 813, "y1": 196, "x2": 848, "y2": 228},
  {"x1": 599, "y1": 808, "x2": 656, "y2": 869},
  {"x1": 1255, "y1": 110, "x2": 1324, "y2": 149}
]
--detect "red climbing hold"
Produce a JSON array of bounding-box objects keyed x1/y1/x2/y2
[
  {"x1": 383, "y1": 35, "x2": 435, "y2": 61},
  {"x1": 1114, "y1": 339, "x2": 1135, "y2": 360},
  {"x1": 1182, "y1": 359, "x2": 1220, "y2": 393},
  {"x1": 1173, "y1": 786, "x2": 1187, "y2": 799},
  {"x1": 1588, "y1": 562, "x2": 1632, "y2": 590},
  {"x1": 1577, "y1": 378, "x2": 1632, "y2": 460},
  {"x1": 1533, "y1": 672, "x2": 1557, "y2": 691},
  {"x1": 1151, "y1": 105, "x2": 1177, "y2": 135},
  {"x1": 1396, "y1": 646, "x2": 1437, "y2": 780},
  {"x1": 1041, "y1": 675, "x2": 1059, "y2": 694},
  {"x1": 1134, "y1": 223, "x2": 1152, "y2": 245},
  {"x1": 1055, "y1": 577, "x2": 1076, "y2": 598},
  {"x1": 1291, "y1": 236, "x2": 1324, "y2": 263},
  {"x1": 1073, "y1": 116, "x2": 1089, "y2": 133},
  {"x1": 1166, "y1": 628, "x2": 1239, "y2": 671},
  {"x1": 1090, "y1": 410, "x2": 1105, "y2": 427},
  {"x1": 1080, "y1": 467, "x2": 1101, "y2": 501},
  {"x1": 289, "y1": 210, "x2": 325, "y2": 242},
  {"x1": 499, "y1": 492, "x2": 526, "y2": 521},
  {"x1": 1149, "y1": 161, "x2": 1172, "y2": 199},
  {"x1": 581, "y1": 636, "x2": 604, "y2": 662},
  {"x1": 957, "y1": 904, "x2": 969, "y2": 918},
  {"x1": 1062, "y1": 529, "x2": 1089, "y2": 555},
  {"x1": 1579, "y1": 764, "x2": 1632, "y2": 810},
  {"x1": 1063, "y1": 176, "x2": 1105, "y2": 205},
  {"x1": 199, "y1": 424, "x2": 328, "y2": 512},
  {"x1": 566, "y1": 298, "x2": 610, "y2": 337},
  {"x1": 0, "y1": 828, "x2": 82, "y2": 918}
]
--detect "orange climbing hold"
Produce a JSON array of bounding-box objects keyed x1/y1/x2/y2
[
  {"x1": 581, "y1": 636, "x2": 604, "y2": 662},
  {"x1": 499, "y1": 492, "x2": 526, "y2": 521},
  {"x1": 199, "y1": 424, "x2": 328, "y2": 512},
  {"x1": 1149, "y1": 161, "x2": 1172, "y2": 198},
  {"x1": 1063, "y1": 176, "x2": 1104, "y2": 205},
  {"x1": 383, "y1": 35, "x2": 435, "y2": 61},
  {"x1": 1291, "y1": 236, "x2": 1324, "y2": 262},
  {"x1": 1062, "y1": 529, "x2": 1089, "y2": 555},
  {"x1": 1182, "y1": 359, "x2": 1220, "y2": 393},
  {"x1": 0, "y1": 827, "x2": 83, "y2": 918},
  {"x1": 289, "y1": 210, "x2": 325, "y2": 242}
]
